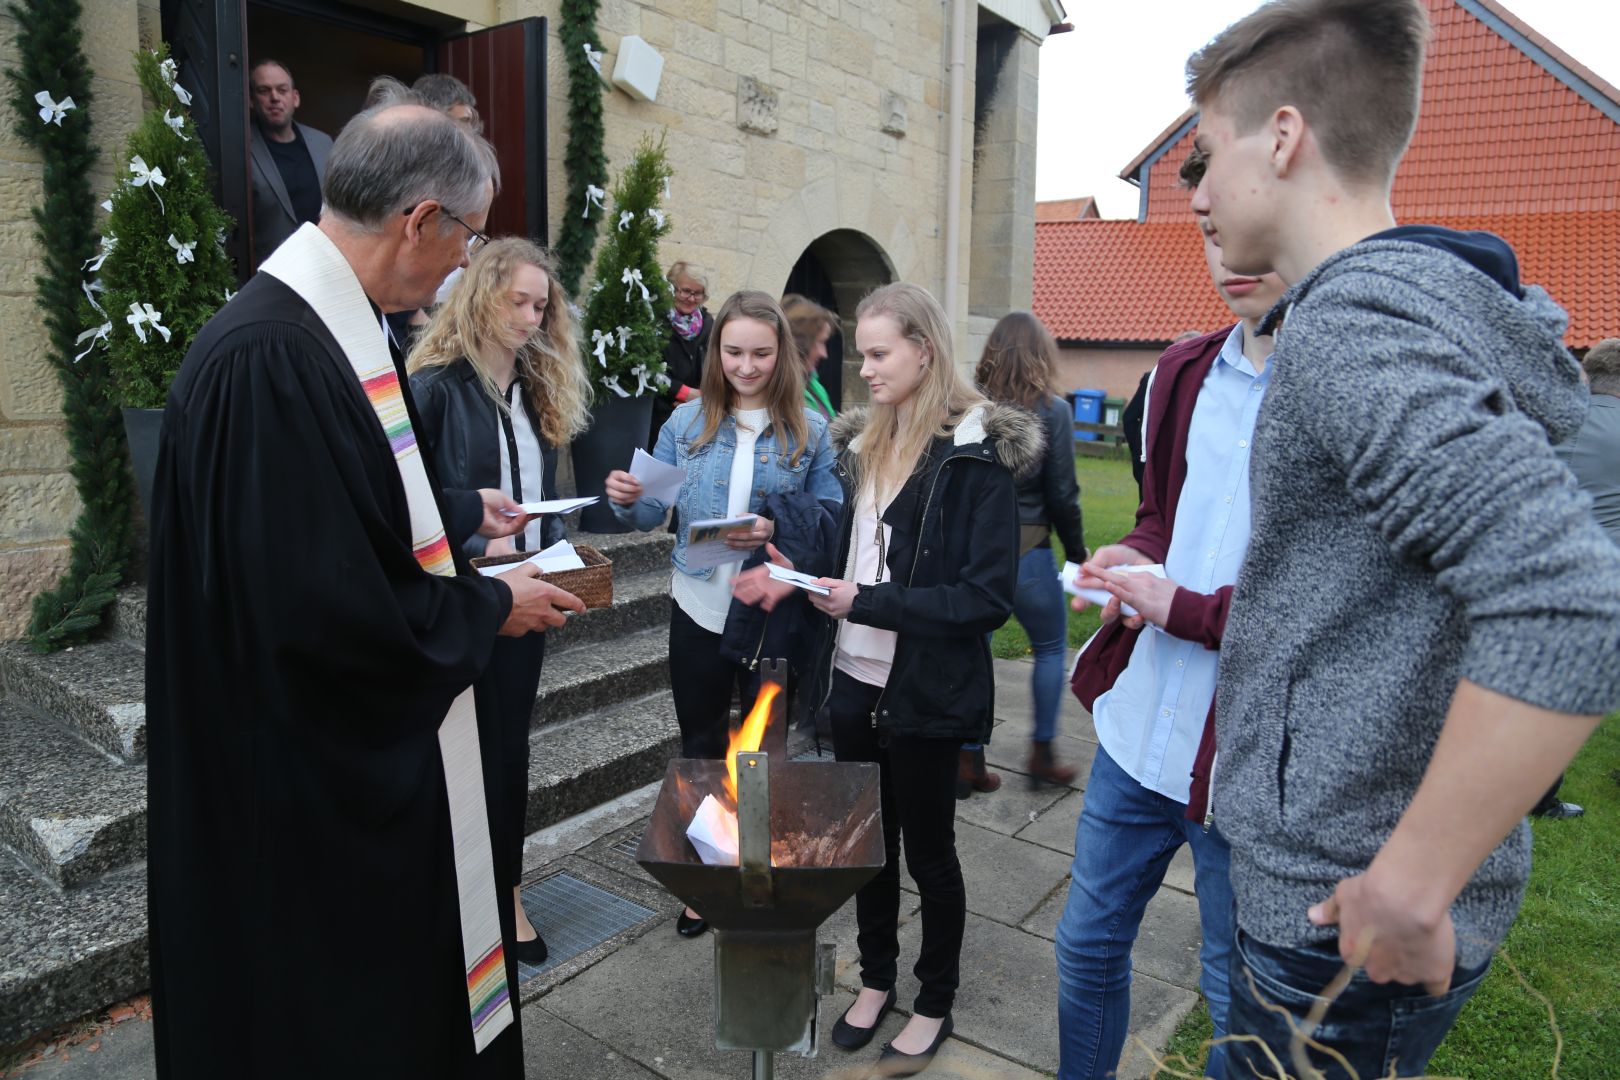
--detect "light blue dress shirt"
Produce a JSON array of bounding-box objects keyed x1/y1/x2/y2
[{"x1": 1091, "y1": 324, "x2": 1271, "y2": 804}]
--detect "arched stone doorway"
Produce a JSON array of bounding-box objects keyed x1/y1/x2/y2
[{"x1": 783, "y1": 230, "x2": 894, "y2": 411}]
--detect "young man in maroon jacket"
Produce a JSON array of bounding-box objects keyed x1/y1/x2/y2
[{"x1": 1052, "y1": 152, "x2": 1284, "y2": 1080}]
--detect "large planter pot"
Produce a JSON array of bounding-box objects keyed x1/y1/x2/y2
[
  {"x1": 570, "y1": 394, "x2": 654, "y2": 533},
  {"x1": 123, "y1": 407, "x2": 164, "y2": 522}
]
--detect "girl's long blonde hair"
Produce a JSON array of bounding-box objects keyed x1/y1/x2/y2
[
  {"x1": 852, "y1": 282, "x2": 987, "y2": 503},
  {"x1": 406, "y1": 238, "x2": 591, "y2": 445},
  {"x1": 975, "y1": 311, "x2": 1057, "y2": 410},
  {"x1": 689, "y1": 290, "x2": 811, "y2": 466}
]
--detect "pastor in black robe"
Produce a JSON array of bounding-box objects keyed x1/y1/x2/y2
[{"x1": 146, "y1": 272, "x2": 523, "y2": 1078}]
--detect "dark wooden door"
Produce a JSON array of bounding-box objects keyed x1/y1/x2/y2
[
  {"x1": 161, "y1": 0, "x2": 251, "y2": 282},
  {"x1": 437, "y1": 18, "x2": 548, "y2": 244}
]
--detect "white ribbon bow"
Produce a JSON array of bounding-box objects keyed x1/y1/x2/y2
[
  {"x1": 129, "y1": 156, "x2": 166, "y2": 214},
  {"x1": 159, "y1": 57, "x2": 192, "y2": 106},
  {"x1": 83, "y1": 235, "x2": 116, "y2": 273},
  {"x1": 168, "y1": 234, "x2": 196, "y2": 264},
  {"x1": 582, "y1": 184, "x2": 605, "y2": 218},
  {"x1": 656, "y1": 370, "x2": 672, "y2": 389},
  {"x1": 583, "y1": 43, "x2": 604, "y2": 75},
  {"x1": 35, "y1": 90, "x2": 75, "y2": 126},
  {"x1": 622, "y1": 267, "x2": 651, "y2": 305},
  {"x1": 630, "y1": 364, "x2": 653, "y2": 396},
  {"x1": 647, "y1": 208, "x2": 666, "y2": 229},
  {"x1": 224, "y1": 287, "x2": 237, "y2": 302},
  {"x1": 602, "y1": 375, "x2": 630, "y2": 398},
  {"x1": 615, "y1": 325, "x2": 632, "y2": 353},
  {"x1": 163, "y1": 110, "x2": 188, "y2": 139},
  {"x1": 83, "y1": 278, "x2": 106, "y2": 316},
  {"x1": 617, "y1": 210, "x2": 635, "y2": 231},
  {"x1": 74, "y1": 322, "x2": 112, "y2": 362},
  {"x1": 125, "y1": 301, "x2": 172, "y2": 344},
  {"x1": 589, "y1": 328, "x2": 612, "y2": 367},
  {"x1": 100, "y1": 198, "x2": 112, "y2": 213},
  {"x1": 662, "y1": 176, "x2": 672, "y2": 202}
]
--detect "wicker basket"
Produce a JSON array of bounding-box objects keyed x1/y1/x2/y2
[{"x1": 470, "y1": 544, "x2": 614, "y2": 609}]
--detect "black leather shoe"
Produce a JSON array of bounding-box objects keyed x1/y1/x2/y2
[
  {"x1": 830, "y1": 987, "x2": 896, "y2": 1050},
  {"x1": 1532, "y1": 800, "x2": 1585, "y2": 819},
  {"x1": 676, "y1": 910, "x2": 708, "y2": 937},
  {"x1": 510, "y1": 933, "x2": 548, "y2": 966},
  {"x1": 877, "y1": 1014, "x2": 953, "y2": 1076}
]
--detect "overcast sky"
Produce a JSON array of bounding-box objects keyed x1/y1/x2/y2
[{"x1": 1035, "y1": 0, "x2": 1620, "y2": 218}]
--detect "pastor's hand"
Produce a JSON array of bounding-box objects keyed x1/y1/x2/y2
[
  {"x1": 477, "y1": 489, "x2": 532, "y2": 538},
  {"x1": 1308, "y1": 864, "x2": 1457, "y2": 996},
  {"x1": 497, "y1": 566, "x2": 586, "y2": 635}
]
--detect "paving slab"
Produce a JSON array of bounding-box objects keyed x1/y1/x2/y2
[
  {"x1": 523, "y1": 1004, "x2": 662, "y2": 1079},
  {"x1": 1012, "y1": 786, "x2": 1083, "y2": 854},
  {"x1": 952, "y1": 774, "x2": 1068, "y2": 837},
  {"x1": 4, "y1": 1014, "x2": 156, "y2": 1079},
  {"x1": 982, "y1": 733, "x2": 1096, "y2": 792},
  {"x1": 1021, "y1": 880, "x2": 1207, "y2": 993},
  {"x1": 909, "y1": 821, "x2": 1070, "y2": 929}
]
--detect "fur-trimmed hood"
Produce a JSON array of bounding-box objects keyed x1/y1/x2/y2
[{"x1": 827, "y1": 401, "x2": 1045, "y2": 480}]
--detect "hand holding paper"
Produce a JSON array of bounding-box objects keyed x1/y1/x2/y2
[
  {"x1": 499, "y1": 495, "x2": 599, "y2": 517},
  {"x1": 1061, "y1": 560, "x2": 1170, "y2": 625},
  {"x1": 685, "y1": 515, "x2": 760, "y2": 571},
  {"x1": 629, "y1": 448, "x2": 687, "y2": 504}
]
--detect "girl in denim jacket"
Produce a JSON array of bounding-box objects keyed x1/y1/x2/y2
[{"x1": 604, "y1": 290, "x2": 841, "y2": 935}]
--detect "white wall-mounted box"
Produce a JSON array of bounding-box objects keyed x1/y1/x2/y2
[{"x1": 612, "y1": 36, "x2": 664, "y2": 103}]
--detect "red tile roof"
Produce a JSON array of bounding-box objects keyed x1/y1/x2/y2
[
  {"x1": 1036, "y1": 197, "x2": 1100, "y2": 222},
  {"x1": 1038, "y1": 0, "x2": 1620, "y2": 346}
]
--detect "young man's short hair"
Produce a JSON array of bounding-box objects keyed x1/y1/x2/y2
[
  {"x1": 1585, "y1": 338, "x2": 1620, "y2": 396},
  {"x1": 1186, "y1": 0, "x2": 1429, "y2": 187}
]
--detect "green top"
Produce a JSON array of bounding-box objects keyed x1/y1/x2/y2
[{"x1": 804, "y1": 373, "x2": 836, "y2": 419}]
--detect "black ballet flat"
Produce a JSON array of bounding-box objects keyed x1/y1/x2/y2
[
  {"x1": 676, "y1": 910, "x2": 708, "y2": 937},
  {"x1": 876, "y1": 1014, "x2": 953, "y2": 1076},
  {"x1": 510, "y1": 933, "x2": 548, "y2": 966},
  {"x1": 830, "y1": 987, "x2": 896, "y2": 1050}
]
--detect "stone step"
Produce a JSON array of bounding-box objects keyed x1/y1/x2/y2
[
  {"x1": 523, "y1": 690, "x2": 681, "y2": 834},
  {"x1": 106, "y1": 529, "x2": 673, "y2": 650},
  {"x1": 0, "y1": 854, "x2": 149, "y2": 1045},
  {"x1": 535, "y1": 626, "x2": 669, "y2": 729},
  {"x1": 0, "y1": 642, "x2": 146, "y2": 763},
  {"x1": 543, "y1": 567, "x2": 671, "y2": 651},
  {"x1": 0, "y1": 704, "x2": 145, "y2": 890}
]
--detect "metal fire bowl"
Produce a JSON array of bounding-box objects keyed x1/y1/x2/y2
[{"x1": 635, "y1": 757, "x2": 884, "y2": 932}]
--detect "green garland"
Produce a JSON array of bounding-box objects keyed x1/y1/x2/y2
[
  {"x1": 4, "y1": 0, "x2": 132, "y2": 650},
  {"x1": 555, "y1": 0, "x2": 608, "y2": 297}
]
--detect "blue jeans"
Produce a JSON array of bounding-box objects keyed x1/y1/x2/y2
[
  {"x1": 1223, "y1": 931, "x2": 1490, "y2": 1080},
  {"x1": 1015, "y1": 545, "x2": 1069, "y2": 743},
  {"x1": 1055, "y1": 745, "x2": 1235, "y2": 1080}
]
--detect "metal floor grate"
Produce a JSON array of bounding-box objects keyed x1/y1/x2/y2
[
  {"x1": 610, "y1": 833, "x2": 643, "y2": 859},
  {"x1": 791, "y1": 744, "x2": 836, "y2": 762},
  {"x1": 515, "y1": 872, "x2": 655, "y2": 982}
]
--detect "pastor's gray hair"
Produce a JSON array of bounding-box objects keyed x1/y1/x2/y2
[{"x1": 321, "y1": 95, "x2": 500, "y2": 233}]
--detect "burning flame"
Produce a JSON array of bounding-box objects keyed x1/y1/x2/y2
[{"x1": 722, "y1": 682, "x2": 780, "y2": 805}]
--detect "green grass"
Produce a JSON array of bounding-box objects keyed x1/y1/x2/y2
[
  {"x1": 991, "y1": 454, "x2": 1140, "y2": 660},
  {"x1": 1161, "y1": 719, "x2": 1620, "y2": 1078}
]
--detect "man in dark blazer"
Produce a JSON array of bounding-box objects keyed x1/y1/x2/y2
[{"x1": 248, "y1": 59, "x2": 333, "y2": 268}]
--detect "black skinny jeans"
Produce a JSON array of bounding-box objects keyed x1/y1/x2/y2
[
  {"x1": 828, "y1": 669, "x2": 965, "y2": 1019},
  {"x1": 668, "y1": 602, "x2": 760, "y2": 759}
]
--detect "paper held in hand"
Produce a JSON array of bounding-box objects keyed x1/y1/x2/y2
[
  {"x1": 765, "y1": 562, "x2": 831, "y2": 596},
  {"x1": 499, "y1": 496, "x2": 599, "y2": 517},
  {"x1": 629, "y1": 447, "x2": 687, "y2": 504},
  {"x1": 476, "y1": 538, "x2": 589, "y2": 577},
  {"x1": 1060, "y1": 560, "x2": 1167, "y2": 618},
  {"x1": 684, "y1": 514, "x2": 759, "y2": 572}
]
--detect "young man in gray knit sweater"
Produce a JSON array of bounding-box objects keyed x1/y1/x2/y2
[{"x1": 1182, "y1": 1, "x2": 1620, "y2": 1076}]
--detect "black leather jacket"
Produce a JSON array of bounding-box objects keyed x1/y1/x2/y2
[
  {"x1": 806, "y1": 403, "x2": 1043, "y2": 742},
  {"x1": 1015, "y1": 394, "x2": 1087, "y2": 558},
  {"x1": 409, "y1": 359, "x2": 565, "y2": 558}
]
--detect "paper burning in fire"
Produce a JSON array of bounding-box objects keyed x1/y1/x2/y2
[{"x1": 684, "y1": 683, "x2": 781, "y2": 866}]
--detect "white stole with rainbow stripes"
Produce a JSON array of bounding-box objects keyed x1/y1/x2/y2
[{"x1": 261, "y1": 224, "x2": 513, "y2": 1052}]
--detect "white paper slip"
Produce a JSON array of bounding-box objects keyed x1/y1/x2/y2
[
  {"x1": 500, "y1": 496, "x2": 599, "y2": 517},
  {"x1": 684, "y1": 514, "x2": 759, "y2": 572},
  {"x1": 1060, "y1": 560, "x2": 1166, "y2": 617},
  {"x1": 630, "y1": 447, "x2": 688, "y2": 504},
  {"x1": 766, "y1": 562, "x2": 832, "y2": 595},
  {"x1": 477, "y1": 538, "x2": 588, "y2": 577},
  {"x1": 686, "y1": 793, "x2": 740, "y2": 866}
]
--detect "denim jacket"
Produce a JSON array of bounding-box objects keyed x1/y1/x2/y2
[{"x1": 612, "y1": 399, "x2": 842, "y2": 578}]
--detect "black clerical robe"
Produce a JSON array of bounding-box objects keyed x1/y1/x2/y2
[{"x1": 146, "y1": 273, "x2": 523, "y2": 1078}]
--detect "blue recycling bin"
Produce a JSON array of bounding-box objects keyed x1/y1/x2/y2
[{"x1": 1071, "y1": 388, "x2": 1106, "y2": 441}]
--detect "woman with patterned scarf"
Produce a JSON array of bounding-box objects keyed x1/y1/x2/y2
[{"x1": 648, "y1": 260, "x2": 712, "y2": 449}]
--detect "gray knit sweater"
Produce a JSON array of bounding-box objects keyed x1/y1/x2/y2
[{"x1": 1215, "y1": 235, "x2": 1620, "y2": 969}]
